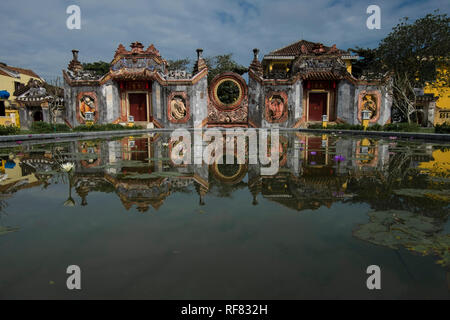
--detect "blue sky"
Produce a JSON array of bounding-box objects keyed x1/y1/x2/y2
[{"x1": 0, "y1": 0, "x2": 448, "y2": 80}]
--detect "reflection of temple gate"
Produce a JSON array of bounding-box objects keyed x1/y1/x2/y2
[
  {"x1": 207, "y1": 72, "x2": 248, "y2": 127},
  {"x1": 130, "y1": 138, "x2": 149, "y2": 162},
  {"x1": 305, "y1": 136, "x2": 328, "y2": 166}
]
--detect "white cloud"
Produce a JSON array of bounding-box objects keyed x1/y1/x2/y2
[{"x1": 0, "y1": 0, "x2": 448, "y2": 80}]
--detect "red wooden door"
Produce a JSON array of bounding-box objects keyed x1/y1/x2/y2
[
  {"x1": 129, "y1": 93, "x2": 147, "y2": 121},
  {"x1": 308, "y1": 93, "x2": 327, "y2": 121}
]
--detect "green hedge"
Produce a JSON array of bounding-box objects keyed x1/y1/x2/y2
[
  {"x1": 382, "y1": 123, "x2": 421, "y2": 132},
  {"x1": 307, "y1": 122, "x2": 422, "y2": 132},
  {"x1": 0, "y1": 125, "x2": 20, "y2": 135},
  {"x1": 435, "y1": 123, "x2": 450, "y2": 134},
  {"x1": 30, "y1": 121, "x2": 71, "y2": 133},
  {"x1": 308, "y1": 123, "x2": 365, "y2": 130},
  {"x1": 72, "y1": 123, "x2": 143, "y2": 132}
]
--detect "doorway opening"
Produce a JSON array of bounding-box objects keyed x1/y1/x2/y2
[
  {"x1": 308, "y1": 92, "x2": 327, "y2": 121},
  {"x1": 128, "y1": 93, "x2": 148, "y2": 122},
  {"x1": 33, "y1": 110, "x2": 43, "y2": 122}
]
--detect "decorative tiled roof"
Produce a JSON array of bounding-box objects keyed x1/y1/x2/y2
[
  {"x1": 0, "y1": 69, "x2": 14, "y2": 78},
  {"x1": 265, "y1": 39, "x2": 350, "y2": 58},
  {"x1": 65, "y1": 69, "x2": 102, "y2": 81},
  {"x1": 16, "y1": 79, "x2": 64, "y2": 105},
  {"x1": 6, "y1": 66, "x2": 41, "y2": 79},
  {"x1": 301, "y1": 70, "x2": 345, "y2": 80},
  {"x1": 114, "y1": 42, "x2": 162, "y2": 59},
  {"x1": 0, "y1": 64, "x2": 41, "y2": 79}
]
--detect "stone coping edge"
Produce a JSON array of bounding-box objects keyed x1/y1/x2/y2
[{"x1": 0, "y1": 127, "x2": 449, "y2": 143}]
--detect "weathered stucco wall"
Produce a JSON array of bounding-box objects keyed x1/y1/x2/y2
[
  {"x1": 336, "y1": 80, "x2": 356, "y2": 124},
  {"x1": 63, "y1": 81, "x2": 104, "y2": 127},
  {"x1": 249, "y1": 80, "x2": 303, "y2": 128},
  {"x1": 152, "y1": 77, "x2": 208, "y2": 129},
  {"x1": 248, "y1": 77, "x2": 263, "y2": 127},
  {"x1": 354, "y1": 84, "x2": 391, "y2": 125},
  {"x1": 64, "y1": 73, "x2": 391, "y2": 129},
  {"x1": 101, "y1": 81, "x2": 120, "y2": 123}
]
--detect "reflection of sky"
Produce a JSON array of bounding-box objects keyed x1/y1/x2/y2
[
  {"x1": 0, "y1": 0, "x2": 448, "y2": 79},
  {"x1": 0, "y1": 175, "x2": 448, "y2": 299}
]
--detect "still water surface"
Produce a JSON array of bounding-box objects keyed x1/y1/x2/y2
[{"x1": 0, "y1": 132, "x2": 449, "y2": 299}]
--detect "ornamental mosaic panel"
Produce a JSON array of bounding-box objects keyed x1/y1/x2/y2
[
  {"x1": 207, "y1": 72, "x2": 248, "y2": 125},
  {"x1": 167, "y1": 92, "x2": 190, "y2": 124},
  {"x1": 357, "y1": 90, "x2": 382, "y2": 124},
  {"x1": 78, "y1": 141, "x2": 102, "y2": 168},
  {"x1": 111, "y1": 57, "x2": 165, "y2": 73},
  {"x1": 265, "y1": 91, "x2": 288, "y2": 123},
  {"x1": 76, "y1": 92, "x2": 98, "y2": 124},
  {"x1": 356, "y1": 138, "x2": 379, "y2": 167},
  {"x1": 169, "y1": 138, "x2": 189, "y2": 167}
]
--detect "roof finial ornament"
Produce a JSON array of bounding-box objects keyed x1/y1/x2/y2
[
  {"x1": 68, "y1": 49, "x2": 83, "y2": 73},
  {"x1": 249, "y1": 48, "x2": 263, "y2": 77},
  {"x1": 72, "y1": 50, "x2": 79, "y2": 62},
  {"x1": 196, "y1": 48, "x2": 203, "y2": 59},
  {"x1": 130, "y1": 41, "x2": 145, "y2": 54},
  {"x1": 253, "y1": 48, "x2": 260, "y2": 61},
  {"x1": 194, "y1": 48, "x2": 207, "y2": 74}
]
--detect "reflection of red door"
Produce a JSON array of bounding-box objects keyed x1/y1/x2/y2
[
  {"x1": 131, "y1": 138, "x2": 148, "y2": 161},
  {"x1": 306, "y1": 136, "x2": 326, "y2": 166},
  {"x1": 308, "y1": 93, "x2": 327, "y2": 121},
  {"x1": 129, "y1": 93, "x2": 147, "y2": 121}
]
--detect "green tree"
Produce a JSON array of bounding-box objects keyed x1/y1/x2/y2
[
  {"x1": 348, "y1": 47, "x2": 380, "y2": 79},
  {"x1": 167, "y1": 58, "x2": 191, "y2": 71},
  {"x1": 204, "y1": 54, "x2": 248, "y2": 84},
  {"x1": 82, "y1": 61, "x2": 110, "y2": 76},
  {"x1": 204, "y1": 54, "x2": 248, "y2": 104},
  {"x1": 377, "y1": 11, "x2": 450, "y2": 88},
  {"x1": 352, "y1": 11, "x2": 450, "y2": 123}
]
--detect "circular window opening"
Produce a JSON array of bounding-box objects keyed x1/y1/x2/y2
[
  {"x1": 212, "y1": 155, "x2": 247, "y2": 184},
  {"x1": 217, "y1": 156, "x2": 240, "y2": 178},
  {"x1": 216, "y1": 80, "x2": 241, "y2": 106}
]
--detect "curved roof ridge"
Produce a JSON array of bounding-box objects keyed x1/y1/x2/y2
[{"x1": 268, "y1": 39, "x2": 317, "y2": 55}]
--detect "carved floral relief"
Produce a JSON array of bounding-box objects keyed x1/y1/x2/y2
[
  {"x1": 265, "y1": 91, "x2": 288, "y2": 123},
  {"x1": 76, "y1": 92, "x2": 98, "y2": 124},
  {"x1": 357, "y1": 90, "x2": 382, "y2": 123},
  {"x1": 167, "y1": 92, "x2": 190, "y2": 123}
]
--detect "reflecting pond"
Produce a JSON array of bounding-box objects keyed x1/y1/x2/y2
[{"x1": 0, "y1": 132, "x2": 449, "y2": 299}]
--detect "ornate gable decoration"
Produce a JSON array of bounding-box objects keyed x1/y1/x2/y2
[
  {"x1": 291, "y1": 56, "x2": 349, "y2": 80},
  {"x1": 114, "y1": 42, "x2": 162, "y2": 58},
  {"x1": 110, "y1": 42, "x2": 167, "y2": 78},
  {"x1": 294, "y1": 57, "x2": 347, "y2": 72}
]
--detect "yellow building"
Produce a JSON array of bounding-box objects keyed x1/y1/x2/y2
[
  {"x1": 423, "y1": 63, "x2": 450, "y2": 125},
  {"x1": 0, "y1": 62, "x2": 42, "y2": 128}
]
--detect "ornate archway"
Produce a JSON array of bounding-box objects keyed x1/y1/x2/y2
[{"x1": 207, "y1": 72, "x2": 248, "y2": 127}]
